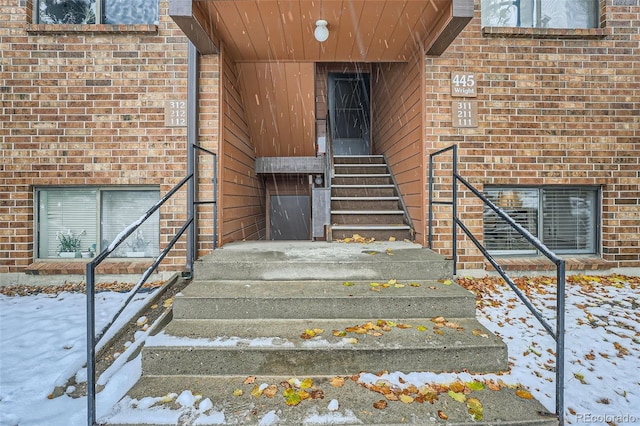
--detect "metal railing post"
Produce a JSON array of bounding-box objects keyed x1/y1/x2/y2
[
  {"x1": 451, "y1": 145, "x2": 458, "y2": 276},
  {"x1": 556, "y1": 259, "x2": 566, "y2": 425},
  {"x1": 186, "y1": 41, "x2": 198, "y2": 275},
  {"x1": 428, "y1": 154, "x2": 434, "y2": 249},
  {"x1": 86, "y1": 263, "x2": 96, "y2": 426}
]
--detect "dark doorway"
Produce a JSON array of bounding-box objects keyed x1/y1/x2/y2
[
  {"x1": 328, "y1": 73, "x2": 370, "y2": 156},
  {"x1": 269, "y1": 195, "x2": 310, "y2": 240}
]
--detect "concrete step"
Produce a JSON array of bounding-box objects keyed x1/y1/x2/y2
[
  {"x1": 172, "y1": 279, "x2": 476, "y2": 320},
  {"x1": 192, "y1": 241, "x2": 451, "y2": 281},
  {"x1": 332, "y1": 211, "x2": 407, "y2": 225},
  {"x1": 108, "y1": 375, "x2": 557, "y2": 426},
  {"x1": 332, "y1": 175, "x2": 393, "y2": 185},
  {"x1": 334, "y1": 154, "x2": 385, "y2": 164},
  {"x1": 332, "y1": 184, "x2": 396, "y2": 197},
  {"x1": 331, "y1": 225, "x2": 414, "y2": 242},
  {"x1": 331, "y1": 198, "x2": 400, "y2": 210},
  {"x1": 334, "y1": 164, "x2": 388, "y2": 174},
  {"x1": 142, "y1": 317, "x2": 508, "y2": 376}
]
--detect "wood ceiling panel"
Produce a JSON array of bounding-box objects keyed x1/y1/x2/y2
[{"x1": 189, "y1": 0, "x2": 466, "y2": 62}]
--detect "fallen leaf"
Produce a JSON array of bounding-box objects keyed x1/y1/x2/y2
[
  {"x1": 472, "y1": 329, "x2": 489, "y2": 338},
  {"x1": 232, "y1": 389, "x2": 243, "y2": 397},
  {"x1": 330, "y1": 377, "x2": 345, "y2": 387},
  {"x1": 250, "y1": 385, "x2": 263, "y2": 398},
  {"x1": 573, "y1": 372, "x2": 587, "y2": 384},
  {"x1": 449, "y1": 382, "x2": 465, "y2": 393},
  {"x1": 466, "y1": 381, "x2": 485, "y2": 391},
  {"x1": 263, "y1": 385, "x2": 278, "y2": 398},
  {"x1": 284, "y1": 392, "x2": 301, "y2": 406},
  {"x1": 343, "y1": 281, "x2": 355, "y2": 286},
  {"x1": 309, "y1": 389, "x2": 325, "y2": 399},
  {"x1": 333, "y1": 330, "x2": 347, "y2": 337},
  {"x1": 243, "y1": 376, "x2": 256, "y2": 385},
  {"x1": 300, "y1": 378, "x2": 314, "y2": 389},
  {"x1": 399, "y1": 394, "x2": 414, "y2": 404},
  {"x1": 431, "y1": 316, "x2": 446, "y2": 324},
  {"x1": 373, "y1": 400, "x2": 388, "y2": 410},
  {"x1": 437, "y1": 410, "x2": 448, "y2": 420},
  {"x1": 467, "y1": 397, "x2": 484, "y2": 421},
  {"x1": 417, "y1": 325, "x2": 428, "y2": 332},
  {"x1": 515, "y1": 389, "x2": 534, "y2": 399},
  {"x1": 163, "y1": 298, "x2": 173, "y2": 308},
  {"x1": 448, "y1": 390, "x2": 466, "y2": 403}
]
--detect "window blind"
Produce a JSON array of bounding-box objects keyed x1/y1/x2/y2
[
  {"x1": 101, "y1": 190, "x2": 160, "y2": 257},
  {"x1": 483, "y1": 187, "x2": 598, "y2": 255},
  {"x1": 40, "y1": 189, "x2": 98, "y2": 257}
]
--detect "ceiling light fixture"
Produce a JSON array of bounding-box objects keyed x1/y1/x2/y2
[{"x1": 314, "y1": 19, "x2": 329, "y2": 42}]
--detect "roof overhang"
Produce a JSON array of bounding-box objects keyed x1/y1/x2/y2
[{"x1": 170, "y1": 0, "x2": 473, "y2": 61}]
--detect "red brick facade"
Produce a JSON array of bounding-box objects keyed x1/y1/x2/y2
[
  {"x1": 425, "y1": 0, "x2": 639, "y2": 269},
  {"x1": 1, "y1": 1, "x2": 638, "y2": 275}
]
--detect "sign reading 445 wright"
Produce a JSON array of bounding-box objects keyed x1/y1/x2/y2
[{"x1": 451, "y1": 71, "x2": 476, "y2": 98}]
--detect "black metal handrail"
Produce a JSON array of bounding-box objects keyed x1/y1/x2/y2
[
  {"x1": 86, "y1": 145, "x2": 216, "y2": 426},
  {"x1": 428, "y1": 144, "x2": 566, "y2": 425}
]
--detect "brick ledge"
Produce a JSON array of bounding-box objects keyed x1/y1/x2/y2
[
  {"x1": 25, "y1": 260, "x2": 154, "y2": 276},
  {"x1": 482, "y1": 26, "x2": 609, "y2": 39},
  {"x1": 486, "y1": 257, "x2": 613, "y2": 272}
]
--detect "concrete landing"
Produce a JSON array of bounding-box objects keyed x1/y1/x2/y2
[{"x1": 193, "y1": 241, "x2": 451, "y2": 281}]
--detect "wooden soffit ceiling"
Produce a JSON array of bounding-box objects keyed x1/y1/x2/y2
[{"x1": 170, "y1": 0, "x2": 473, "y2": 61}]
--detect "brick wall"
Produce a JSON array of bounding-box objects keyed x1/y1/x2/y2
[
  {"x1": 426, "y1": 0, "x2": 640, "y2": 269},
  {"x1": 0, "y1": 1, "x2": 205, "y2": 273}
]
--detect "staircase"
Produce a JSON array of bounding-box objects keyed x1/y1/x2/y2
[
  {"x1": 331, "y1": 155, "x2": 413, "y2": 241},
  {"x1": 105, "y1": 241, "x2": 556, "y2": 425}
]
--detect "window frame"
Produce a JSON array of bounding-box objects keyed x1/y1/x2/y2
[
  {"x1": 483, "y1": 185, "x2": 601, "y2": 256},
  {"x1": 35, "y1": 186, "x2": 161, "y2": 259},
  {"x1": 32, "y1": 0, "x2": 159, "y2": 26}
]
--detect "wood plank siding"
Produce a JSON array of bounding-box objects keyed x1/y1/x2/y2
[
  {"x1": 371, "y1": 56, "x2": 425, "y2": 244},
  {"x1": 219, "y1": 47, "x2": 266, "y2": 244},
  {"x1": 238, "y1": 62, "x2": 316, "y2": 157},
  {"x1": 196, "y1": 0, "x2": 450, "y2": 62}
]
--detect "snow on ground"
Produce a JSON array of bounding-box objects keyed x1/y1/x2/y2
[{"x1": 1, "y1": 274, "x2": 638, "y2": 425}]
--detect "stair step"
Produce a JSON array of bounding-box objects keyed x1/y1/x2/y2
[
  {"x1": 334, "y1": 154, "x2": 385, "y2": 165},
  {"x1": 192, "y1": 241, "x2": 451, "y2": 281},
  {"x1": 172, "y1": 280, "x2": 476, "y2": 320},
  {"x1": 110, "y1": 375, "x2": 556, "y2": 426},
  {"x1": 332, "y1": 210, "x2": 404, "y2": 215},
  {"x1": 332, "y1": 184, "x2": 395, "y2": 188},
  {"x1": 331, "y1": 196, "x2": 399, "y2": 201},
  {"x1": 333, "y1": 173, "x2": 391, "y2": 178},
  {"x1": 142, "y1": 317, "x2": 507, "y2": 376}
]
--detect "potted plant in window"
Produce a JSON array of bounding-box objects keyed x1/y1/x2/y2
[
  {"x1": 57, "y1": 229, "x2": 85, "y2": 258},
  {"x1": 125, "y1": 230, "x2": 149, "y2": 258}
]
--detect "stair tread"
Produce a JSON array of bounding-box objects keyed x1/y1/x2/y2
[
  {"x1": 331, "y1": 224, "x2": 412, "y2": 229},
  {"x1": 334, "y1": 173, "x2": 390, "y2": 176},
  {"x1": 178, "y1": 279, "x2": 473, "y2": 299},
  {"x1": 332, "y1": 196, "x2": 399, "y2": 200},
  {"x1": 110, "y1": 375, "x2": 556, "y2": 426},
  {"x1": 332, "y1": 184, "x2": 395, "y2": 187},
  {"x1": 151, "y1": 317, "x2": 501, "y2": 349},
  {"x1": 332, "y1": 210, "x2": 404, "y2": 214}
]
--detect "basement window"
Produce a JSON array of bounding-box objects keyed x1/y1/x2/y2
[
  {"x1": 36, "y1": 187, "x2": 160, "y2": 259},
  {"x1": 33, "y1": 0, "x2": 158, "y2": 25},
  {"x1": 483, "y1": 186, "x2": 599, "y2": 255}
]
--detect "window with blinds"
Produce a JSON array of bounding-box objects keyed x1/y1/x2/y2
[
  {"x1": 37, "y1": 187, "x2": 159, "y2": 259},
  {"x1": 483, "y1": 187, "x2": 598, "y2": 255}
]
